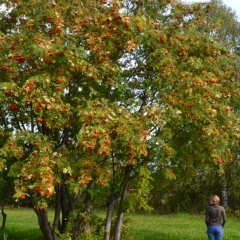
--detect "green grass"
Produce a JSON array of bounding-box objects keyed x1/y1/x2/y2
[
  {"x1": 130, "y1": 213, "x2": 240, "y2": 240},
  {"x1": 0, "y1": 208, "x2": 240, "y2": 240},
  {"x1": 0, "y1": 208, "x2": 44, "y2": 240}
]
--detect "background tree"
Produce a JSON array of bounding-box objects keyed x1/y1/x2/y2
[
  {"x1": 163, "y1": 0, "x2": 240, "y2": 208},
  {"x1": 148, "y1": 0, "x2": 240, "y2": 214},
  {"x1": 205, "y1": 0, "x2": 240, "y2": 208},
  {"x1": 0, "y1": 0, "x2": 240, "y2": 240}
]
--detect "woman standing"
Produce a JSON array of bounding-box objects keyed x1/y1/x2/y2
[{"x1": 205, "y1": 195, "x2": 226, "y2": 240}]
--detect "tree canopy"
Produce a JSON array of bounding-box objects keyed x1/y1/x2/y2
[{"x1": 0, "y1": 0, "x2": 239, "y2": 239}]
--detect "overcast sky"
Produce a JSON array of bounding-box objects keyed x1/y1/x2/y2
[
  {"x1": 1, "y1": 1, "x2": 239, "y2": 20},
  {"x1": 183, "y1": 0, "x2": 240, "y2": 19}
]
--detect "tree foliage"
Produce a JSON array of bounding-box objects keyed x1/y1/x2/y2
[
  {"x1": 149, "y1": 0, "x2": 240, "y2": 215},
  {"x1": 0, "y1": 0, "x2": 239, "y2": 239}
]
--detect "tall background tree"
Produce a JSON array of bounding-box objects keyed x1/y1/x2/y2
[
  {"x1": 205, "y1": 0, "x2": 240, "y2": 208},
  {"x1": 148, "y1": 0, "x2": 240, "y2": 213},
  {"x1": 0, "y1": 0, "x2": 239, "y2": 239}
]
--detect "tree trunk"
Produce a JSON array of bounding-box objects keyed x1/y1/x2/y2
[
  {"x1": 114, "y1": 211, "x2": 125, "y2": 240},
  {"x1": 52, "y1": 184, "x2": 62, "y2": 239},
  {"x1": 61, "y1": 183, "x2": 71, "y2": 232},
  {"x1": 85, "y1": 174, "x2": 97, "y2": 235},
  {"x1": 221, "y1": 176, "x2": 228, "y2": 208},
  {"x1": 71, "y1": 174, "x2": 96, "y2": 238},
  {"x1": 1, "y1": 201, "x2": 7, "y2": 229},
  {"x1": 114, "y1": 166, "x2": 132, "y2": 240},
  {"x1": 104, "y1": 193, "x2": 120, "y2": 240},
  {"x1": 37, "y1": 209, "x2": 55, "y2": 240},
  {"x1": 29, "y1": 194, "x2": 55, "y2": 240},
  {"x1": 84, "y1": 194, "x2": 92, "y2": 235},
  {"x1": 61, "y1": 173, "x2": 77, "y2": 232}
]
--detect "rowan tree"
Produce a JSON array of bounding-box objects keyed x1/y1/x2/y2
[{"x1": 0, "y1": 0, "x2": 239, "y2": 240}]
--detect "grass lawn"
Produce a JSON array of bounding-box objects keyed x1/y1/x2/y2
[
  {"x1": 0, "y1": 208, "x2": 240, "y2": 239},
  {"x1": 0, "y1": 208, "x2": 44, "y2": 240},
  {"x1": 130, "y1": 213, "x2": 240, "y2": 240}
]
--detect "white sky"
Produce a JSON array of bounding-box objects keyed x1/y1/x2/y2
[
  {"x1": 184, "y1": 0, "x2": 240, "y2": 19},
  {"x1": 1, "y1": 1, "x2": 239, "y2": 20}
]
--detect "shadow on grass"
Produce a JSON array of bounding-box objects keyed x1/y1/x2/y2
[
  {"x1": 131, "y1": 229, "x2": 180, "y2": 240},
  {"x1": 0, "y1": 228, "x2": 44, "y2": 240},
  {"x1": 132, "y1": 229, "x2": 240, "y2": 240}
]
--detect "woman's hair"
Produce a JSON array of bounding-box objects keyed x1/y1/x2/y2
[{"x1": 209, "y1": 195, "x2": 220, "y2": 205}]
